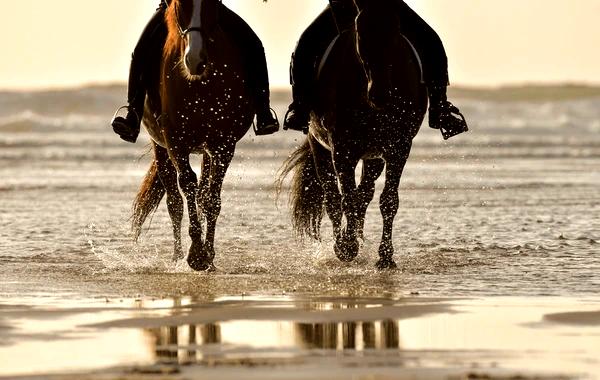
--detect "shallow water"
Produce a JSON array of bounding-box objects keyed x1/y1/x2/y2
[
  {"x1": 0, "y1": 86, "x2": 599, "y2": 377},
  {"x1": 1, "y1": 86, "x2": 599, "y2": 299},
  {"x1": 1, "y1": 296, "x2": 600, "y2": 378}
]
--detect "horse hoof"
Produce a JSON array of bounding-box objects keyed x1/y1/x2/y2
[
  {"x1": 206, "y1": 263, "x2": 217, "y2": 272},
  {"x1": 173, "y1": 250, "x2": 185, "y2": 262},
  {"x1": 187, "y1": 256, "x2": 213, "y2": 271},
  {"x1": 375, "y1": 257, "x2": 397, "y2": 271},
  {"x1": 187, "y1": 241, "x2": 213, "y2": 271},
  {"x1": 334, "y1": 238, "x2": 360, "y2": 263}
]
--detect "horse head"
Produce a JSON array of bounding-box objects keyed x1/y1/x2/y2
[
  {"x1": 166, "y1": 0, "x2": 222, "y2": 79},
  {"x1": 354, "y1": 1, "x2": 405, "y2": 108}
]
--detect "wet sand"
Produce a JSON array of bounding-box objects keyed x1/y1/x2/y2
[{"x1": 2, "y1": 296, "x2": 599, "y2": 379}]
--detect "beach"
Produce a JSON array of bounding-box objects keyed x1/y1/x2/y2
[
  {"x1": 3, "y1": 296, "x2": 600, "y2": 379},
  {"x1": 1, "y1": 85, "x2": 599, "y2": 379}
]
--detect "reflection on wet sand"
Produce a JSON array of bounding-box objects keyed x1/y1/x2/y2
[
  {"x1": 144, "y1": 299, "x2": 402, "y2": 364},
  {"x1": 294, "y1": 320, "x2": 399, "y2": 350},
  {"x1": 2, "y1": 297, "x2": 599, "y2": 377}
]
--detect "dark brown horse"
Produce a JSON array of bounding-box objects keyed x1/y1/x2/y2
[
  {"x1": 132, "y1": 0, "x2": 255, "y2": 271},
  {"x1": 279, "y1": 1, "x2": 428, "y2": 269}
]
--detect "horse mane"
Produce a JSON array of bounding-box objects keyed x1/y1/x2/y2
[{"x1": 163, "y1": 0, "x2": 183, "y2": 56}]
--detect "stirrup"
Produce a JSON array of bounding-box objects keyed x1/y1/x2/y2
[
  {"x1": 440, "y1": 104, "x2": 469, "y2": 140},
  {"x1": 112, "y1": 105, "x2": 140, "y2": 123},
  {"x1": 253, "y1": 108, "x2": 280, "y2": 136},
  {"x1": 111, "y1": 105, "x2": 141, "y2": 143},
  {"x1": 283, "y1": 108, "x2": 309, "y2": 134}
]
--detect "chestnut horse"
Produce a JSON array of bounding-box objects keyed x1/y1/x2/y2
[
  {"x1": 132, "y1": 0, "x2": 255, "y2": 271},
  {"x1": 279, "y1": 2, "x2": 428, "y2": 269}
]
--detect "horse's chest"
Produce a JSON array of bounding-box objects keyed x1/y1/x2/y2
[
  {"x1": 159, "y1": 74, "x2": 253, "y2": 149},
  {"x1": 312, "y1": 109, "x2": 408, "y2": 160},
  {"x1": 177, "y1": 76, "x2": 247, "y2": 105},
  {"x1": 170, "y1": 75, "x2": 251, "y2": 116}
]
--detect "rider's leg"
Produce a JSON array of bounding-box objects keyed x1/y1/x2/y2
[
  {"x1": 111, "y1": 2, "x2": 167, "y2": 143},
  {"x1": 394, "y1": 0, "x2": 468, "y2": 138},
  {"x1": 284, "y1": 7, "x2": 338, "y2": 133},
  {"x1": 219, "y1": 5, "x2": 279, "y2": 136}
]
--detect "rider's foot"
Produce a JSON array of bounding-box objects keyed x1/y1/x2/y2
[
  {"x1": 111, "y1": 106, "x2": 141, "y2": 143},
  {"x1": 283, "y1": 103, "x2": 310, "y2": 134},
  {"x1": 429, "y1": 101, "x2": 469, "y2": 140},
  {"x1": 255, "y1": 109, "x2": 280, "y2": 136}
]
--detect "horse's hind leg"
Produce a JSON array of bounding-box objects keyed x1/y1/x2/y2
[
  {"x1": 170, "y1": 150, "x2": 208, "y2": 271},
  {"x1": 376, "y1": 150, "x2": 410, "y2": 270},
  {"x1": 308, "y1": 136, "x2": 342, "y2": 238},
  {"x1": 155, "y1": 145, "x2": 184, "y2": 261},
  {"x1": 203, "y1": 145, "x2": 235, "y2": 263},
  {"x1": 356, "y1": 159, "x2": 385, "y2": 241}
]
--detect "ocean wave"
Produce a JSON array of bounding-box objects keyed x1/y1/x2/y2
[
  {"x1": 1, "y1": 84, "x2": 600, "y2": 163},
  {"x1": 0, "y1": 83, "x2": 599, "y2": 140},
  {"x1": 455, "y1": 98, "x2": 600, "y2": 132},
  {"x1": 0, "y1": 84, "x2": 124, "y2": 117},
  {"x1": 1, "y1": 83, "x2": 600, "y2": 115},
  {"x1": 0, "y1": 111, "x2": 107, "y2": 132},
  {"x1": 449, "y1": 84, "x2": 600, "y2": 102}
]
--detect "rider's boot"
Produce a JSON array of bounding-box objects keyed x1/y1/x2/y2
[
  {"x1": 254, "y1": 89, "x2": 280, "y2": 136},
  {"x1": 428, "y1": 85, "x2": 469, "y2": 140},
  {"x1": 111, "y1": 46, "x2": 147, "y2": 144},
  {"x1": 283, "y1": 99, "x2": 310, "y2": 134},
  {"x1": 235, "y1": 25, "x2": 278, "y2": 136},
  {"x1": 111, "y1": 93, "x2": 144, "y2": 144},
  {"x1": 283, "y1": 75, "x2": 311, "y2": 134}
]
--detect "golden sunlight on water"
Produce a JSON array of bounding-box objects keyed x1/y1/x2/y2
[
  {"x1": 2, "y1": 297, "x2": 598, "y2": 378},
  {"x1": 1, "y1": 313, "x2": 154, "y2": 375}
]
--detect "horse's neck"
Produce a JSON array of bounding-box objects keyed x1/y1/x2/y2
[{"x1": 162, "y1": 29, "x2": 243, "y2": 78}]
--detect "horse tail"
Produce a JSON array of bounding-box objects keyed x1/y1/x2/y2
[
  {"x1": 277, "y1": 138, "x2": 324, "y2": 240},
  {"x1": 132, "y1": 157, "x2": 165, "y2": 241}
]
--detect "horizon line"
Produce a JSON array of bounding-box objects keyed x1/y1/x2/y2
[{"x1": 3, "y1": 80, "x2": 600, "y2": 93}]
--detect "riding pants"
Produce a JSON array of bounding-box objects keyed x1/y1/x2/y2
[
  {"x1": 289, "y1": 7, "x2": 339, "y2": 103},
  {"x1": 391, "y1": 0, "x2": 449, "y2": 85},
  {"x1": 126, "y1": 3, "x2": 168, "y2": 111},
  {"x1": 219, "y1": 6, "x2": 271, "y2": 110}
]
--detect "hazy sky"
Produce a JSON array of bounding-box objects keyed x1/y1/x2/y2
[{"x1": 0, "y1": 0, "x2": 599, "y2": 90}]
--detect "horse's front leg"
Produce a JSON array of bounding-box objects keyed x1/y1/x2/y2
[
  {"x1": 356, "y1": 159, "x2": 385, "y2": 241},
  {"x1": 309, "y1": 136, "x2": 342, "y2": 239},
  {"x1": 196, "y1": 153, "x2": 212, "y2": 221},
  {"x1": 376, "y1": 150, "x2": 410, "y2": 270},
  {"x1": 203, "y1": 146, "x2": 235, "y2": 266},
  {"x1": 170, "y1": 149, "x2": 210, "y2": 271},
  {"x1": 155, "y1": 144, "x2": 185, "y2": 261},
  {"x1": 333, "y1": 148, "x2": 361, "y2": 262}
]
